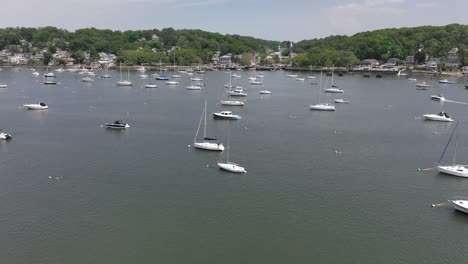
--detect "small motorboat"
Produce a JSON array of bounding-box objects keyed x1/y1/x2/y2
[
  {"x1": 217, "y1": 162, "x2": 247, "y2": 173},
  {"x1": 145, "y1": 84, "x2": 158, "y2": 88},
  {"x1": 100, "y1": 74, "x2": 111, "y2": 79},
  {"x1": 430, "y1": 94, "x2": 445, "y2": 101},
  {"x1": 250, "y1": 80, "x2": 263, "y2": 85},
  {"x1": 172, "y1": 75, "x2": 181, "y2": 78},
  {"x1": 248, "y1": 77, "x2": 257, "y2": 81},
  {"x1": 423, "y1": 112, "x2": 454, "y2": 122},
  {"x1": 286, "y1": 74, "x2": 298, "y2": 78},
  {"x1": 24, "y1": 102, "x2": 48, "y2": 110},
  {"x1": 416, "y1": 82, "x2": 433, "y2": 89},
  {"x1": 166, "y1": 81, "x2": 179, "y2": 85},
  {"x1": 213, "y1": 111, "x2": 241, "y2": 120},
  {"x1": 309, "y1": 103, "x2": 335, "y2": 111},
  {"x1": 186, "y1": 85, "x2": 201, "y2": 90},
  {"x1": 295, "y1": 78, "x2": 305, "y2": 81},
  {"x1": 138, "y1": 74, "x2": 148, "y2": 78},
  {"x1": 104, "y1": 120, "x2": 130, "y2": 129},
  {"x1": 408, "y1": 78, "x2": 417, "y2": 81},
  {"x1": 82, "y1": 77, "x2": 94, "y2": 82},
  {"x1": 155, "y1": 76, "x2": 169, "y2": 81},
  {"x1": 228, "y1": 89, "x2": 247, "y2": 97},
  {"x1": 334, "y1": 99, "x2": 349, "y2": 104},
  {"x1": 439, "y1": 79, "x2": 455, "y2": 84},
  {"x1": 324, "y1": 88, "x2": 344, "y2": 93},
  {"x1": 0, "y1": 132, "x2": 12, "y2": 140},
  {"x1": 232, "y1": 74, "x2": 241, "y2": 78},
  {"x1": 0, "y1": 84, "x2": 7, "y2": 88},
  {"x1": 32, "y1": 71, "x2": 40, "y2": 76},
  {"x1": 117, "y1": 80, "x2": 132, "y2": 86},
  {"x1": 306, "y1": 76, "x2": 316, "y2": 79},
  {"x1": 44, "y1": 72, "x2": 55, "y2": 78},
  {"x1": 191, "y1": 77, "x2": 203, "y2": 81},
  {"x1": 450, "y1": 200, "x2": 468, "y2": 213},
  {"x1": 44, "y1": 80, "x2": 57, "y2": 85},
  {"x1": 220, "y1": 100, "x2": 245, "y2": 106},
  {"x1": 259, "y1": 90, "x2": 271, "y2": 94}
]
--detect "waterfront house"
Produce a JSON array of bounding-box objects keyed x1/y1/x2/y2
[
  {"x1": 445, "y1": 48, "x2": 459, "y2": 69},
  {"x1": 405, "y1": 56, "x2": 415, "y2": 65},
  {"x1": 425, "y1": 58, "x2": 440, "y2": 71},
  {"x1": 362, "y1": 59, "x2": 380, "y2": 67},
  {"x1": 219, "y1": 54, "x2": 232, "y2": 65}
]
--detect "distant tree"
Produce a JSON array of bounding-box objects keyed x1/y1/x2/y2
[{"x1": 43, "y1": 52, "x2": 52, "y2": 65}]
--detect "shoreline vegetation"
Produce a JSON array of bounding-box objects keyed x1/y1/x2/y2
[{"x1": 1, "y1": 24, "x2": 468, "y2": 77}]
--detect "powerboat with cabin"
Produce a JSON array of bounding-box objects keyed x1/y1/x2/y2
[
  {"x1": 450, "y1": 200, "x2": 468, "y2": 213},
  {"x1": 104, "y1": 120, "x2": 130, "y2": 129},
  {"x1": 423, "y1": 112, "x2": 453, "y2": 122},
  {"x1": 213, "y1": 111, "x2": 241, "y2": 120},
  {"x1": 309, "y1": 103, "x2": 335, "y2": 111},
  {"x1": 430, "y1": 94, "x2": 445, "y2": 101},
  {"x1": 24, "y1": 102, "x2": 48, "y2": 110},
  {"x1": 0, "y1": 131, "x2": 12, "y2": 140}
]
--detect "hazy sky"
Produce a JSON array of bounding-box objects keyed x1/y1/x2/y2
[{"x1": 1, "y1": 0, "x2": 467, "y2": 41}]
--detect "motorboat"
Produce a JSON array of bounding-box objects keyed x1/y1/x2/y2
[
  {"x1": 100, "y1": 74, "x2": 111, "y2": 79},
  {"x1": 193, "y1": 100, "x2": 225, "y2": 151},
  {"x1": 186, "y1": 85, "x2": 201, "y2": 90},
  {"x1": 324, "y1": 88, "x2": 344, "y2": 93},
  {"x1": 295, "y1": 78, "x2": 305, "y2": 81},
  {"x1": 166, "y1": 81, "x2": 179, "y2": 85},
  {"x1": 306, "y1": 76, "x2": 316, "y2": 79},
  {"x1": 44, "y1": 80, "x2": 57, "y2": 85},
  {"x1": 248, "y1": 77, "x2": 257, "y2": 81},
  {"x1": 104, "y1": 120, "x2": 130, "y2": 129},
  {"x1": 117, "y1": 80, "x2": 132, "y2": 86},
  {"x1": 0, "y1": 132, "x2": 12, "y2": 140},
  {"x1": 155, "y1": 75, "x2": 169, "y2": 80},
  {"x1": 250, "y1": 80, "x2": 263, "y2": 85},
  {"x1": 0, "y1": 84, "x2": 7, "y2": 88},
  {"x1": 309, "y1": 103, "x2": 335, "y2": 111},
  {"x1": 408, "y1": 78, "x2": 417, "y2": 81},
  {"x1": 416, "y1": 82, "x2": 433, "y2": 89},
  {"x1": 32, "y1": 71, "x2": 40, "y2": 76},
  {"x1": 44, "y1": 72, "x2": 55, "y2": 78},
  {"x1": 172, "y1": 74, "x2": 181, "y2": 78},
  {"x1": 259, "y1": 90, "x2": 271, "y2": 94},
  {"x1": 220, "y1": 100, "x2": 245, "y2": 106},
  {"x1": 228, "y1": 89, "x2": 247, "y2": 97},
  {"x1": 217, "y1": 162, "x2": 247, "y2": 173},
  {"x1": 449, "y1": 200, "x2": 468, "y2": 213},
  {"x1": 334, "y1": 99, "x2": 349, "y2": 104},
  {"x1": 256, "y1": 74, "x2": 264, "y2": 78},
  {"x1": 423, "y1": 112, "x2": 453, "y2": 122},
  {"x1": 138, "y1": 74, "x2": 148, "y2": 78},
  {"x1": 55, "y1": 68, "x2": 65, "y2": 72},
  {"x1": 145, "y1": 84, "x2": 158, "y2": 88},
  {"x1": 232, "y1": 73, "x2": 241, "y2": 78},
  {"x1": 191, "y1": 77, "x2": 203, "y2": 81},
  {"x1": 82, "y1": 77, "x2": 94, "y2": 82},
  {"x1": 24, "y1": 102, "x2": 48, "y2": 110},
  {"x1": 286, "y1": 74, "x2": 298, "y2": 78},
  {"x1": 439, "y1": 79, "x2": 455, "y2": 84},
  {"x1": 430, "y1": 94, "x2": 445, "y2": 101},
  {"x1": 213, "y1": 111, "x2": 241, "y2": 120}
]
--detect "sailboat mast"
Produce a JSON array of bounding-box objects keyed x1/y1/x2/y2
[
  {"x1": 226, "y1": 123, "x2": 230, "y2": 163},
  {"x1": 120, "y1": 62, "x2": 123, "y2": 81},
  {"x1": 438, "y1": 121, "x2": 459, "y2": 165},
  {"x1": 203, "y1": 100, "x2": 207, "y2": 140},
  {"x1": 453, "y1": 122, "x2": 459, "y2": 166}
]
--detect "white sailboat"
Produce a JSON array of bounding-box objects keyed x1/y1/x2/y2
[
  {"x1": 117, "y1": 63, "x2": 132, "y2": 86},
  {"x1": 193, "y1": 100, "x2": 224, "y2": 151},
  {"x1": 217, "y1": 124, "x2": 246, "y2": 173},
  {"x1": 186, "y1": 76, "x2": 201, "y2": 90},
  {"x1": 310, "y1": 71, "x2": 335, "y2": 111},
  {"x1": 449, "y1": 200, "x2": 468, "y2": 214},
  {"x1": 437, "y1": 122, "x2": 468, "y2": 177},
  {"x1": 145, "y1": 75, "x2": 158, "y2": 88},
  {"x1": 324, "y1": 67, "x2": 343, "y2": 93}
]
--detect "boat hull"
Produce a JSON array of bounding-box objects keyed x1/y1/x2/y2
[
  {"x1": 194, "y1": 142, "x2": 224, "y2": 151},
  {"x1": 423, "y1": 115, "x2": 453, "y2": 122},
  {"x1": 325, "y1": 89, "x2": 344, "y2": 93},
  {"x1": 24, "y1": 104, "x2": 48, "y2": 110},
  {"x1": 450, "y1": 200, "x2": 468, "y2": 213},
  {"x1": 217, "y1": 162, "x2": 246, "y2": 173},
  {"x1": 220, "y1": 100, "x2": 245, "y2": 106},
  {"x1": 213, "y1": 113, "x2": 241, "y2": 120},
  {"x1": 309, "y1": 104, "x2": 335, "y2": 111},
  {"x1": 0, "y1": 133, "x2": 12, "y2": 140},
  {"x1": 145, "y1": 84, "x2": 158, "y2": 88},
  {"x1": 117, "y1": 81, "x2": 132, "y2": 86},
  {"x1": 437, "y1": 165, "x2": 468, "y2": 177}
]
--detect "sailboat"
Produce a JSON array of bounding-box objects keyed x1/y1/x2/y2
[
  {"x1": 44, "y1": 66, "x2": 55, "y2": 78},
  {"x1": 224, "y1": 73, "x2": 234, "y2": 88},
  {"x1": 155, "y1": 60, "x2": 169, "y2": 80},
  {"x1": 186, "y1": 76, "x2": 201, "y2": 90},
  {"x1": 117, "y1": 63, "x2": 132, "y2": 86},
  {"x1": 193, "y1": 100, "x2": 224, "y2": 151},
  {"x1": 437, "y1": 122, "x2": 468, "y2": 177},
  {"x1": 101, "y1": 64, "x2": 111, "y2": 79},
  {"x1": 217, "y1": 123, "x2": 246, "y2": 173},
  {"x1": 145, "y1": 75, "x2": 158, "y2": 88},
  {"x1": 324, "y1": 67, "x2": 343, "y2": 93},
  {"x1": 310, "y1": 72, "x2": 335, "y2": 111}
]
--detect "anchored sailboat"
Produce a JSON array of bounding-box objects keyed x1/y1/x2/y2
[
  {"x1": 437, "y1": 121, "x2": 468, "y2": 177},
  {"x1": 194, "y1": 100, "x2": 224, "y2": 151}
]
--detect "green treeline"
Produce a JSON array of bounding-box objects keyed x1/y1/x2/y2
[
  {"x1": 0, "y1": 27, "x2": 280, "y2": 65},
  {"x1": 292, "y1": 24, "x2": 468, "y2": 67},
  {"x1": 1, "y1": 24, "x2": 468, "y2": 67}
]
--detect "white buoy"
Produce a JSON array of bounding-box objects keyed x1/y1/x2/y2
[{"x1": 187, "y1": 145, "x2": 191, "y2": 148}]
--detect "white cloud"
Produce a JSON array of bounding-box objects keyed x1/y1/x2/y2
[{"x1": 328, "y1": 0, "x2": 406, "y2": 35}]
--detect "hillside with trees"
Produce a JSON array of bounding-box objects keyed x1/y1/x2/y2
[
  {"x1": 0, "y1": 27, "x2": 280, "y2": 65},
  {"x1": 292, "y1": 24, "x2": 468, "y2": 67}
]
